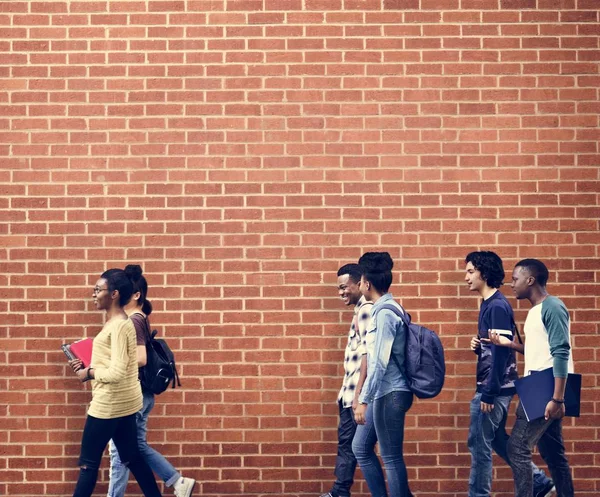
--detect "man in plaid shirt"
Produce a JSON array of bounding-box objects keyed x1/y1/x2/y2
[{"x1": 320, "y1": 264, "x2": 374, "y2": 497}]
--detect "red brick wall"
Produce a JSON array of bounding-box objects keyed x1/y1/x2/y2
[{"x1": 1, "y1": 1, "x2": 599, "y2": 495}]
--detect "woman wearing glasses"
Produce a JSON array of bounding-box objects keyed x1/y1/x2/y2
[
  {"x1": 107, "y1": 265, "x2": 195, "y2": 497},
  {"x1": 69, "y1": 269, "x2": 162, "y2": 497}
]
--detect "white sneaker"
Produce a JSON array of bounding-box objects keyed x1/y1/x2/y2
[{"x1": 173, "y1": 477, "x2": 196, "y2": 497}]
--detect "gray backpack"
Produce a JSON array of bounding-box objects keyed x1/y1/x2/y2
[{"x1": 381, "y1": 303, "x2": 446, "y2": 399}]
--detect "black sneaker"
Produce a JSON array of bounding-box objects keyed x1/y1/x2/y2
[
  {"x1": 319, "y1": 494, "x2": 334, "y2": 497},
  {"x1": 535, "y1": 482, "x2": 556, "y2": 497}
]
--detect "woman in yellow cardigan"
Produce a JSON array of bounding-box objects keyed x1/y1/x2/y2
[{"x1": 70, "y1": 268, "x2": 162, "y2": 497}]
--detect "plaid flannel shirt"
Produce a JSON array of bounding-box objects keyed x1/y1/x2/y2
[{"x1": 337, "y1": 296, "x2": 373, "y2": 408}]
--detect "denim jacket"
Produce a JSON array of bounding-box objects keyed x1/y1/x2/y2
[{"x1": 358, "y1": 293, "x2": 410, "y2": 404}]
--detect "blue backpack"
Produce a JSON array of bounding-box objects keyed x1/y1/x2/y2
[{"x1": 380, "y1": 304, "x2": 446, "y2": 399}]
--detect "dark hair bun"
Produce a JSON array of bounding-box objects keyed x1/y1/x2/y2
[
  {"x1": 124, "y1": 264, "x2": 143, "y2": 280},
  {"x1": 359, "y1": 252, "x2": 394, "y2": 272}
]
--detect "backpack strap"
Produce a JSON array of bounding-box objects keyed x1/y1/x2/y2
[
  {"x1": 130, "y1": 311, "x2": 152, "y2": 345},
  {"x1": 380, "y1": 303, "x2": 410, "y2": 328},
  {"x1": 173, "y1": 364, "x2": 181, "y2": 388},
  {"x1": 514, "y1": 322, "x2": 523, "y2": 345}
]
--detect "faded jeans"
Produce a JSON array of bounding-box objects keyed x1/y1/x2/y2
[
  {"x1": 107, "y1": 391, "x2": 180, "y2": 497},
  {"x1": 354, "y1": 391, "x2": 413, "y2": 497},
  {"x1": 507, "y1": 402, "x2": 574, "y2": 497},
  {"x1": 468, "y1": 392, "x2": 553, "y2": 497}
]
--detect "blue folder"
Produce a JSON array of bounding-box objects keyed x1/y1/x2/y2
[{"x1": 514, "y1": 367, "x2": 581, "y2": 422}]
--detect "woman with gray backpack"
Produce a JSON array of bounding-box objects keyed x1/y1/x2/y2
[
  {"x1": 352, "y1": 252, "x2": 414, "y2": 497},
  {"x1": 107, "y1": 265, "x2": 195, "y2": 497}
]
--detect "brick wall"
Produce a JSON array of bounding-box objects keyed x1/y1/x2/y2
[{"x1": 1, "y1": 0, "x2": 599, "y2": 495}]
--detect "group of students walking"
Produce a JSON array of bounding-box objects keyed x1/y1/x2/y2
[
  {"x1": 66, "y1": 253, "x2": 574, "y2": 497},
  {"x1": 323, "y1": 251, "x2": 575, "y2": 497}
]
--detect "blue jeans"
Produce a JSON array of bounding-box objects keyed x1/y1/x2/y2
[
  {"x1": 354, "y1": 391, "x2": 413, "y2": 497},
  {"x1": 352, "y1": 402, "x2": 385, "y2": 497},
  {"x1": 107, "y1": 391, "x2": 180, "y2": 497},
  {"x1": 468, "y1": 392, "x2": 553, "y2": 497}
]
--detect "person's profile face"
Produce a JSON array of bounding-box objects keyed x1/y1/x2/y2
[
  {"x1": 511, "y1": 266, "x2": 532, "y2": 300},
  {"x1": 465, "y1": 261, "x2": 485, "y2": 294},
  {"x1": 337, "y1": 274, "x2": 361, "y2": 307},
  {"x1": 92, "y1": 278, "x2": 111, "y2": 311}
]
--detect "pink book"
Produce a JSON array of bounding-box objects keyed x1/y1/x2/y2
[{"x1": 66, "y1": 338, "x2": 93, "y2": 368}]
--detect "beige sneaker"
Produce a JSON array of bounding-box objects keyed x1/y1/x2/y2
[{"x1": 173, "y1": 477, "x2": 195, "y2": 497}]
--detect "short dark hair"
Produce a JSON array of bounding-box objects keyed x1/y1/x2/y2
[
  {"x1": 515, "y1": 258, "x2": 549, "y2": 287},
  {"x1": 465, "y1": 251, "x2": 505, "y2": 289},
  {"x1": 358, "y1": 252, "x2": 394, "y2": 293},
  {"x1": 337, "y1": 263, "x2": 363, "y2": 284},
  {"x1": 101, "y1": 268, "x2": 134, "y2": 307}
]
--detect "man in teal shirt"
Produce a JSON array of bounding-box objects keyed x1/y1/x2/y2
[{"x1": 507, "y1": 259, "x2": 574, "y2": 497}]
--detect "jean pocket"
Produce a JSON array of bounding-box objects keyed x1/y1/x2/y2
[{"x1": 389, "y1": 390, "x2": 413, "y2": 412}]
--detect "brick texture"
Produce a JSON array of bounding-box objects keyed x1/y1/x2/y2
[{"x1": 1, "y1": 1, "x2": 599, "y2": 496}]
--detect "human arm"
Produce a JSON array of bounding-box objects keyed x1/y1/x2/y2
[
  {"x1": 136, "y1": 345, "x2": 147, "y2": 367},
  {"x1": 483, "y1": 330, "x2": 525, "y2": 354},
  {"x1": 354, "y1": 402, "x2": 367, "y2": 425},
  {"x1": 130, "y1": 313, "x2": 148, "y2": 367},
  {"x1": 353, "y1": 303, "x2": 372, "y2": 412},
  {"x1": 93, "y1": 321, "x2": 132, "y2": 383},
  {"x1": 358, "y1": 308, "x2": 401, "y2": 405},
  {"x1": 68, "y1": 358, "x2": 94, "y2": 382},
  {"x1": 353, "y1": 355, "x2": 367, "y2": 412},
  {"x1": 75, "y1": 366, "x2": 95, "y2": 382},
  {"x1": 542, "y1": 297, "x2": 571, "y2": 379},
  {"x1": 542, "y1": 298, "x2": 571, "y2": 420},
  {"x1": 479, "y1": 304, "x2": 513, "y2": 409}
]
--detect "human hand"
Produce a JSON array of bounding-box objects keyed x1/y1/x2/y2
[
  {"x1": 544, "y1": 400, "x2": 565, "y2": 421},
  {"x1": 480, "y1": 401, "x2": 494, "y2": 414},
  {"x1": 69, "y1": 359, "x2": 83, "y2": 372},
  {"x1": 470, "y1": 336, "x2": 481, "y2": 352},
  {"x1": 75, "y1": 367, "x2": 90, "y2": 382},
  {"x1": 481, "y1": 330, "x2": 512, "y2": 348},
  {"x1": 352, "y1": 396, "x2": 359, "y2": 412},
  {"x1": 354, "y1": 404, "x2": 367, "y2": 425}
]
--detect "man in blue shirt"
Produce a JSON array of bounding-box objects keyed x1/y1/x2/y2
[{"x1": 466, "y1": 251, "x2": 554, "y2": 497}]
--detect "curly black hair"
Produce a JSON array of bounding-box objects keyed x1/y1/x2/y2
[
  {"x1": 358, "y1": 252, "x2": 394, "y2": 293},
  {"x1": 465, "y1": 251, "x2": 505, "y2": 289}
]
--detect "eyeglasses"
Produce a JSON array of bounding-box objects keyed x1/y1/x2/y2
[{"x1": 93, "y1": 286, "x2": 108, "y2": 295}]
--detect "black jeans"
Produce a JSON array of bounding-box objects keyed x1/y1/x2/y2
[
  {"x1": 331, "y1": 402, "x2": 358, "y2": 497},
  {"x1": 73, "y1": 414, "x2": 162, "y2": 497},
  {"x1": 507, "y1": 402, "x2": 574, "y2": 497}
]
